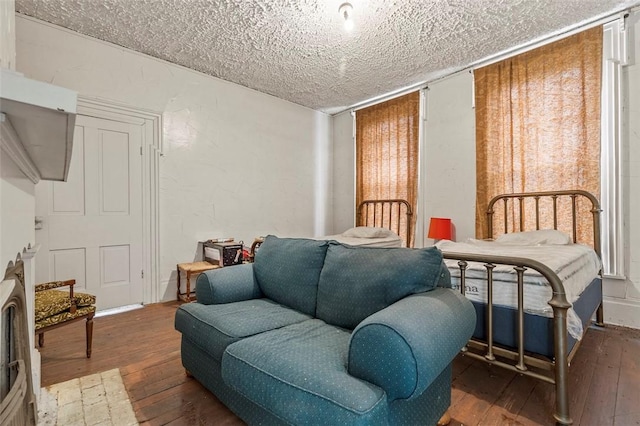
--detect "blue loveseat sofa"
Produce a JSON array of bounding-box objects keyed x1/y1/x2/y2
[{"x1": 175, "y1": 236, "x2": 475, "y2": 425}]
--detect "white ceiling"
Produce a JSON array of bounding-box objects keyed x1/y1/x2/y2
[{"x1": 15, "y1": 0, "x2": 640, "y2": 114}]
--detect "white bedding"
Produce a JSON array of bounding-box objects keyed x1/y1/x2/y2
[
  {"x1": 319, "y1": 233, "x2": 402, "y2": 247},
  {"x1": 436, "y1": 239, "x2": 601, "y2": 340},
  {"x1": 317, "y1": 227, "x2": 403, "y2": 247}
]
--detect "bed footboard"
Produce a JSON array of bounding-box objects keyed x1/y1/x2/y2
[
  {"x1": 442, "y1": 251, "x2": 577, "y2": 426},
  {"x1": 449, "y1": 189, "x2": 604, "y2": 425}
]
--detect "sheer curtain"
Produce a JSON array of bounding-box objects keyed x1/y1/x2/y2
[
  {"x1": 475, "y1": 26, "x2": 602, "y2": 243},
  {"x1": 355, "y1": 91, "x2": 420, "y2": 247}
]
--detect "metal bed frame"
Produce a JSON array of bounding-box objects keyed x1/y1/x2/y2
[
  {"x1": 442, "y1": 190, "x2": 602, "y2": 425},
  {"x1": 357, "y1": 199, "x2": 413, "y2": 247}
]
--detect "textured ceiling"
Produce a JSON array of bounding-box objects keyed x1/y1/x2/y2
[{"x1": 15, "y1": 0, "x2": 640, "y2": 113}]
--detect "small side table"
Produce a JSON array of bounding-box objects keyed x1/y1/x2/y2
[{"x1": 177, "y1": 261, "x2": 220, "y2": 302}]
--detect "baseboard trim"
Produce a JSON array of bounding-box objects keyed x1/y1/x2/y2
[
  {"x1": 603, "y1": 296, "x2": 640, "y2": 329},
  {"x1": 95, "y1": 304, "x2": 144, "y2": 318}
]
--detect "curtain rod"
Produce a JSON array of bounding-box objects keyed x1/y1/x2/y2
[
  {"x1": 332, "y1": 6, "x2": 634, "y2": 117},
  {"x1": 348, "y1": 84, "x2": 429, "y2": 114}
]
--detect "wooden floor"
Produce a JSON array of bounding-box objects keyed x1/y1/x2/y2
[{"x1": 40, "y1": 301, "x2": 640, "y2": 426}]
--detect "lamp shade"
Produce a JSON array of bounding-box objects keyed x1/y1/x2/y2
[{"x1": 428, "y1": 217, "x2": 452, "y2": 240}]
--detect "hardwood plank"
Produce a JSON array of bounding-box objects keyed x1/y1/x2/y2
[
  {"x1": 560, "y1": 326, "x2": 602, "y2": 425},
  {"x1": 614, "y1": 367, "x2": 640, "y2": 418},
  {"x1": 615, "y1": 327, "x2": 640, "y2": 419},
  {"x1": 480, "y1": 373, "x2": 537, "y2": 425},
  {"x1": 516, "y1": 379, "x2": 556, "y2": 425},
  {"x1": 40, "y1": 302, "x2": 183, "y2": 387},
  {"x1": 134, "y1": 380, "x2": 204, "y2": 423},
  {"x1": 578, "y1": 326, "x2": 624, "y2": 425},
  {"x1": 613, "y1": 412, "x2": 640, "y2": 426},
  {"x1": 39, "y1": 301, "x2": 640, "y2": 426},
  {"x1": 449, "y1": 361, "x2": 515, "y2": 425},
  {"x1": 452, "y1": 352, "x2": 474, "y2": 377},
  {"x1": 129, "y1": 377, "x2": 192, "y2": 412},
  {"x1": 137, "y1": 379, "x2": 241, "y2": 426}
]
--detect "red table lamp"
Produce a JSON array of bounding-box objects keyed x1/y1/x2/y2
[{"x1": 428, "y1": 217, "x2": 452, "y2": 241}]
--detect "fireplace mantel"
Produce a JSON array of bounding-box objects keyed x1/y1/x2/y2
[
  {"x1": 19, "y1": 244, "x2": 41, "y2": 398},
  {"x1": 1, "y1": 249, "x2": 38, "y2": 425}
]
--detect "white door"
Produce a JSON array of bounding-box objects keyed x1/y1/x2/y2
[{"x1": 35, "y1": 115, "x2": 143, "y2": 310}]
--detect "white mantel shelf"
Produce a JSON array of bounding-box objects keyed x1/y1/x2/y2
[{"x1": 0, "y1": 68, "x2": 77, "y2": 183}]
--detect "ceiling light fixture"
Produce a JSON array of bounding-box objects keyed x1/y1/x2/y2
[{"x1": 338, "y1": 2, "x2": 354, "y2": 31}]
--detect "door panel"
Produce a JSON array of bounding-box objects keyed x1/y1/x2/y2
[
  {"x1": 49, "y1": 248, "x2": 87, "y2": 290},
  {"x1": 36, "y1": 115, "x2": 143, "y2": 310},
  {"x1": 100, "y1": 245, "x2": 130, "y2": 287},
  {"x1": 99, "y1": 131, "x2": 130, "y2": 214}
]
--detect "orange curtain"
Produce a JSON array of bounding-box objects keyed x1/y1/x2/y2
[
  {"x1": 475, "y1": 27, "x2": 602, "y2": 243},
  {"x1": 356, "y1": 91, "x2": 420, "y2": 247}
]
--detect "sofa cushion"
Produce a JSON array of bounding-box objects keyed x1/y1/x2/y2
[
  {"x1": 253, "y1": 236, "x2": 329, "y2": 316},
  {"x1": 175, "y1": 299, "x2": 311, "y2": 362},
  {"x1": 316, "y1": 243, "x2": 446, "y2": 329},
  {"x1": 222, "y1": 319, "x2": 388, "y2": 425}
]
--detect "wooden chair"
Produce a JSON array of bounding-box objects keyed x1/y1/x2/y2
[{"x1": 34, "y1": 279, "x2": 96, "y2": 358}]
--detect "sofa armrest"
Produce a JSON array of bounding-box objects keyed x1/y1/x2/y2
[
  {"x1": 195, "y1": 263, "x2": 262, "y2": 305},
  {"x1": 348, "y1": 288, "x2": 475, "y2": 401}
]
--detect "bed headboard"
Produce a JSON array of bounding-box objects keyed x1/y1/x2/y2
[
  {"x1": 357, "y1": 199, "x2": 413, "y2": 247},
  {"x1": 486, "y1": 190, "x2": 601, "y2": 256}
]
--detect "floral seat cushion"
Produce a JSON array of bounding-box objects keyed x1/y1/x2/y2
[
  {"x1": 74, "y1": 292, "x2": 96, "y2": 307},
  {"x1": 35, "y1": 289, "x2": 96, "y2": 322},
  {"x1": 35, "y1": 305, "x2": 96, "y2": 331}
]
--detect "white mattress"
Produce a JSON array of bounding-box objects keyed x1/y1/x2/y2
[
  {"x1": 436, "y1": 239, "x2": 601, "y2": 339},
  {"x1": 318, "y1": 234, "x2": 402, "y2": 247}
]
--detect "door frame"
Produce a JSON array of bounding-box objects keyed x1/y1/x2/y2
[{"x1": 77, "y1": 97, "x2": 162, "y2": 305}]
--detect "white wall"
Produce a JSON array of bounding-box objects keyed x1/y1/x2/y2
[
  {"x1": 0, "y1": 0, "x2": 15, "y2": 71},
  {"x1": 0, "y1": 154, "x2": 35, "y2": 267},
  {"x1": 0, "y1": 0, "x2": 34, "y2": 272},
  {"x1": 331, "y1": 110, "x2": 355, "y2": 234},
  {"x1": 423, "y1": 73, "x2": 476, "y2": 243},
  {"x1": 15, "y1": 15, "x2": 332, "y2": 301}
]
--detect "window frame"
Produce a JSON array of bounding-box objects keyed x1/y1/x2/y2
[{"x1": 600, "y1": 19, "x2": 627, "y2": 278}]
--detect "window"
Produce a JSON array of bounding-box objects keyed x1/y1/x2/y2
[
  {"x1": 355, "y1": 92, "x2": 420, "y2": 246},
  {"x1": 474, "y1": 26, "x2": 602, "y2": 249}
]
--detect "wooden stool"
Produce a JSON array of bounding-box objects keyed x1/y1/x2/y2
[{"x1": 177, "y1": 261, "x2": 219, "y2": 302}]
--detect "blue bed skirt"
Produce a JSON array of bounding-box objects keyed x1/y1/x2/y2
[{"x1": 469, "y1": 277, "x2": 602, "y2": 358}]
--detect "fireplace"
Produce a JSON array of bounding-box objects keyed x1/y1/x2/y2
[{"x1": 0, "y1": 256, "x2": 36, "y2": 425}]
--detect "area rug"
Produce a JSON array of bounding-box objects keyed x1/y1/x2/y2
[{"x1": 38, "y1": 368, "x2": 138, "y2": 426}]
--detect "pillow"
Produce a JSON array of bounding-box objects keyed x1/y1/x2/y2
[
  {"x1": 253, "y1": 236, "x2": 329, "y2": 316},
  {"x1": 342, "y1": 226, "x2": 398, "y2": 239},
  {"x1": 315, "y1": 243, "x2": 446, "y2": 329},
  {"x1": 494, "y1": 229, "x2": 571, "y2": 245}
]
